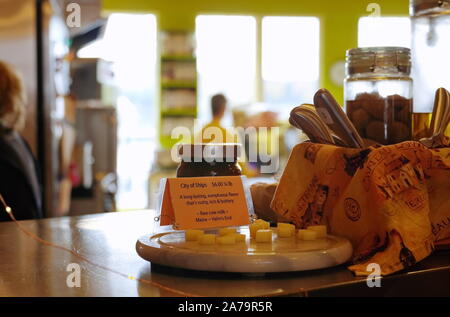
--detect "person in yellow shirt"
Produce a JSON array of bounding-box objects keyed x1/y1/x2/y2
[
  {"x1": 194, "y1": 94, "x2": 256, "y2": 176},
  {"x1": 196, "y1": 94, "x2": 237, "y2": 144}
]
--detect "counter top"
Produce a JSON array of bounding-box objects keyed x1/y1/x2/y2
[{"x1": 0, "y1": 210, "x2": 449, "y2": 297}]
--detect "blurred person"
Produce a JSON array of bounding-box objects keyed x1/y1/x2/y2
[
  {"x1": 0, "y1": 61, "x2": 42, "y2": 221},
  {"x1": 194, "y1": 93, "x2": 257, "y2": 176},
  {"x1": 195, "y1": 93, "x2": 238, "y2": 144}
]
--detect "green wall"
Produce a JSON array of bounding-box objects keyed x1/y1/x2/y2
[{"x1": 102, "y1": 0, "x2": 409, "y2": 104}]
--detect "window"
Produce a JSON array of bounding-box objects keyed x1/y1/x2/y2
[
  {"x1": 262, "y1": 17, "x2": 320, "y2": 118},
  {"x1": 196, "y1": 15, "x2": 320, "y2": 122},
  {"x1": 196, "y1": 15, "x2": 257, "y2": 125},
  {"x1": 358, "y1": 17, "x2": 411, "y2": 48},
  {"x1": 83, "y1": 13, "x2": 158, "y2": 210}
]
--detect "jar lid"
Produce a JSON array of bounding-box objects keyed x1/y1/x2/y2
[
  {"x1": 346, "y1": 47, "x2": 411, "y2": 76},
  {"x1": 411, "y1": 0, "x2": 450, "y2": 17},
  {"x1": 177, "y1": 143, "x2": 242, "y2": 162}
]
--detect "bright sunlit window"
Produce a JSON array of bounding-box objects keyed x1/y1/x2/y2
[
  {"x1": 262, "y1": 16, "x2": 320, "y2": 118},
  {"x1": 90, "y1": 13, "x2": 157, "y2": 211},
  {"x1": 196, "y1": 15, "x2": 256, "y2": 124},
  {"x1": 358, "y1": 17, "x2": 411, "y2": 48}
]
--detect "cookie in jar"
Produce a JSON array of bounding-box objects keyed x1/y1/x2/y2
[{"x1": 345, "y1": 47, "x2": 413, "y2": 145}]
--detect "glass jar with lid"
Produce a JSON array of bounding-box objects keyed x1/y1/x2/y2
[
  {"x1": 344, "y1": 47, "x2": 413, "y2": 145},
  {"x1": 176, "y1": 143, "x2": 242, "y2": 177},
  {"x1": 410, "y1": 0, "x2": 450, "y2": 140}
]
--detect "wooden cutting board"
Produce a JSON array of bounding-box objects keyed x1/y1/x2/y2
[{"x1": 136, "y1": 227, "x2": 353, "y2": 273}]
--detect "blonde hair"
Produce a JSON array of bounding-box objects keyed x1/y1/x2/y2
[{"x1": 0, "y1": 61, "x2": 26, "y2": 131}]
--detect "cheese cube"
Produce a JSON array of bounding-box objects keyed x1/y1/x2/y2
[
  {"x1": 184, "y1": 229, "x2": 204, "y2": 241},
  {"x1": 307, "y1": 225, "x2": 327, "y2": 238},
  {"x1": 218, "y1": 228, "x2": 237, "y2": 236},
  {"x1": 250, "y1": 219, "x2": 270, "y2": 238},
  {"x1": 255, "y1": 219, "x2": 270, "y2": 229},
  {"x1": 255, "y1": 229, "x2": 273, "y2": 243},
  {"x1": 199, "y1": 234, "x2": 216, "y2": 245},
  {"x1": 277, "y1": 222, "x2": 292, "y2": 229},
  {"x1": 297, "y1": 229, "x2": 318, "y2": 241},
  {"x1": 250, "y1": 223, "x2": 263, "y2": 238},
  {"x1": 230, "y1": 233, "x2": 246, "y2": 243},
  {"x1": 277, "y1": 222, "x2": 295, "y2": 231},
  {"x1": 217, "y1": 235, "x2": 236, "y2": 245},
  {"x1": 277, "y1": 223, "x2": 296, "y2": 238}
]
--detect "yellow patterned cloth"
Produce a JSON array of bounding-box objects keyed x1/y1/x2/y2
[{"x1": 271, "y1": 141, "x2": 450, "y2": 275}]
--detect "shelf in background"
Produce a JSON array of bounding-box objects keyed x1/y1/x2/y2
[
  {"x1": 159, "y1": 30, "x2": 197, "y2": 150},
  {"x1": 161, "y1": 55, "x2": 196, "y2": 62},
  {"x1": 161, "y1": 81, "x2": 197, "y2": 89},
  {"x1": 160, "y1": 109, "x2": 197, "y2": 117}
]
